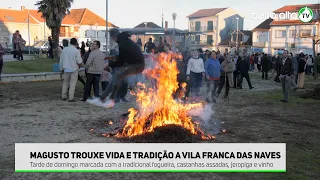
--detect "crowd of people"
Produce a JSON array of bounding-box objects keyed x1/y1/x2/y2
[
  {"x1": 51, "y1": 28, "x2": 319, "y2": 106},
  {"x1": 58, "y1": 29, "x2": 258, "y2": 108}
]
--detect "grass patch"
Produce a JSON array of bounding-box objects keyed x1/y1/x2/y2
[{"x1": 3, "y1": 57, "x2": 57, "y2": 74}]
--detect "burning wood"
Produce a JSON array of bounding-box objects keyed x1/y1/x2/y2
[{"x1": 106, "y1": 52, "x2": 216, "y2": 140}]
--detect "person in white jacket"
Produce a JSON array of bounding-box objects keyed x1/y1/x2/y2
[
  {"x1": 59, "y1": 38, "x2": 83, "y2": 102},
  {"x1": 186, "y1": 50, "x2": 205, "y2": 98}
]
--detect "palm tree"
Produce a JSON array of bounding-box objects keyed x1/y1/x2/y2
[{"x1": 35, "y1": 0, "x2": 74, "y2": 54}]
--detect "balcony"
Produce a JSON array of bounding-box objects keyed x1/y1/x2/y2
[
  {"x1": 190, "y1": 26, "x2": 214, "y2": 32},
  {"x1": 253, "y1": 42, "x2": 267, "y2": 47}
]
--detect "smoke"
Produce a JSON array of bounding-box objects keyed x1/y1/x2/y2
[{"x1": 188, "y1": 103, "x2": 214, "y2": 124}]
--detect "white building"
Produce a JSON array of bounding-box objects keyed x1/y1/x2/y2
[
  {"x1": 187, "y1": 8, "x2": 244, "y2": 50},
  {"x1": 252, "y1": 18, "x2": 273, "y2": 54},
  {"x1": 269, "y1": 4, "x2": 318, "y2": 55}
]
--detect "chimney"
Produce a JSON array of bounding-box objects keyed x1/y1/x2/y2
[
  {"x1": 165, "y1": 21, "x2": 168, "y2": 29},
  {"x1": 21, "y1": 6, "x2": 25, "y2": 11}
]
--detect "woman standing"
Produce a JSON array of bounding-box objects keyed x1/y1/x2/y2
[
  {"x1": 136, "y1": 38, "x2": 142, "y2": 51},
  {"x1": 16, "y1": 35, "x2": 26, "y2": 61}
]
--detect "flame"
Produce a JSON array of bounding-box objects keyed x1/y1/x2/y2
[
  {"x1": 109, "y1": 121, "x2": 113, "y2": 125},
  {"x1": 116, "y1": 52, "x2": 213, "y2": 139}
]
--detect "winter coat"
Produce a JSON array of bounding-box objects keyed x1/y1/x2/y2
[
  {"x1": 220, "y1": 60, "x2": 234, "y2": 87},
  {"x1": 13, "y1": 35, "x2": 26, "y2": 51},
  {"x1": 205, "y1": 58, "x2": 221, "y2": 80},
  {"x1": 176, "y1": 59, "x2": 187, "y2": 82},
  {"x1": 261, "y1": 55, "x2": 270, "y2": 71},
  {"x1": 109, "y1": 32, "x2": 145, "y2": 68},
  {"x1": 237, "y1": 58, "x2": 250, "y2": 75},
  {"x1": 279, "y1": 57, "x2": 294, "y2": 76},
  {"x1": 298, "y1": 59, "x2": 306, "y2": 73}
]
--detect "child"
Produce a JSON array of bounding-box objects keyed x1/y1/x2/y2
[{"x1": 100, "y1": 63, "x2": 112, "y2": 91}]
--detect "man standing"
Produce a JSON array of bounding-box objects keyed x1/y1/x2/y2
[
  {"x1": 87, "y1": 28, "x2": 145, "y2": 108},
  {"x1": 60, "y1": 38, "x2": 83, "y2": 102},
  {"x1": 237, "y1": 55, "x2": 254, "y2": 90},
  {"x1": 144, "y1": 38, "x2": 155, "y2": 53},
  {"x1": 81, "y1": 41, "x2": 105, "y2": 101},
  {"x1": 0, "y1": 43, "x2": 4, "y2": 82},
  {"x1": 232, "y1": 53, "x2": 240, "y2": 88},
  {"x1": 279, "y1": 50, "x2": 294, "y2": 103},
  {"x1": 261, "y1": 53, "x2": 270, "y2": 80},
  {"x1": 204, "y1": 51, "x2": 221, "y2": 103},
  {"x1": 290, "y1": 53, "x2": 299, "y2": 91}
]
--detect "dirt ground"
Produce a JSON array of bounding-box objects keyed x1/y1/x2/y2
[{"x1": 0, "y1": 73, "x2": 319, "y2": 180}]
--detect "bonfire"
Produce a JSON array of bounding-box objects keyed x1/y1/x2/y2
[{"x1": 110, "y1": 52, "x2": 215, "y2": 140}]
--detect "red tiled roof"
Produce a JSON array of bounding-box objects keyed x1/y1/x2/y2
[
  {"x1": 28, "y1": 9, "x2": 75, "y2": 25},
  {"x1": 274, "y1": 4, "x2": 319, "y2": 13},
  {"x1": 0, "y1": 7, "x2": 117, "y2": 27},
  {"x1": 270, "y1": 20, "x2": 315, "y2": 25},
  {"x1": 69, "y1": 8, "x2": 117, "y2": 27},
  {"x1": 0, "y1": 8, "x2": 38, "y2": 24},
  {"x1": 187, "y1": 8, "x2": 227, "y2": 18}
]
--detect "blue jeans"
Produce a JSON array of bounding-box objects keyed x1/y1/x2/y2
[
  {"x1": 190, "y1": 71, "x2": 203, "y2": 97},
  {"x1": 100, "y1": 63, "x2": 145, "y2": 100}
]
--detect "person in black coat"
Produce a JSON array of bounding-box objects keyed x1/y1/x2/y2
[
  {"x1": 237, "y1": 56, "x2": 254, "y2": 89},
  {"x1": 88, "y1": 28, "x2": 145, "y2": 108},
  {"x1": 261, "y1": 54, "x2": 270, "y2": 80}
]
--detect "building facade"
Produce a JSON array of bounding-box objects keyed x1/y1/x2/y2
[
  {"x1": 0, "y1": 6, "x2": 117, "y2": 47},
  {"x1": 269, "y1": 4, "x2": 318, "y2": 55},
  {"x1": 187, "y1": 7, "x2": 244, "y2": 50},
  {"x1": 252, "y1": 18, "x2": 273, "y2": 54}
]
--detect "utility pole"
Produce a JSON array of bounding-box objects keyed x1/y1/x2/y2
[
  {"x1": 172, "y1": 13, "x2": 177, "y2": 52},
  {"x1": 314, "y1": 2, "x2": 320, "y2": 79},
  {"x1": 236, "y1": 17, "x2": 239, "y2": 52},
  {"x1": 44, "y1": 19, "x2": 46, "y2": 41},
  {"x1": 105, "y1": 0, "x2": 109, "y2": 56},
  {"x1": 162, "y1": 9, "x2": 164, "y2": 28},
  {"x1": 28, "y1": 8, "x2": 30, "y2": 55}
]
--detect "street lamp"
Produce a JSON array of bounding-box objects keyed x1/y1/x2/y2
[
  {"x1": 95, "y1": 23, "x2": 98, "y2": 40},
  {"x1": 172, "y1": 13, "x2": 177, "y2": 52},
  {"x1": 236, "y1": 17, "x2": 239, "y2": 52}
]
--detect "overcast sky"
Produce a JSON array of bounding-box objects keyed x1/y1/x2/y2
[{"x1": 1, "y1": 0, "x2": 314, "y2": 30}]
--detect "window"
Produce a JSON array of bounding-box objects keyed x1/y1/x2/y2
[
  {"x1": 195, "y1": 21, "x2": 201, "y2": 31},
  {"x1": 207, "y1": 21, "x2": 213, "y2": 31},
  {"x1": 275, "y1": 30, "x2": 287, "y2": 38},
  {"x1": 300, "y1": 29, "x2": 312, "y2": 37},
  {"x1": 195, "y1": 35, "x2": 200, "y2": 41},
  {"x1": 289, "y1": 30, "x2": 297, "y2": 38},
  {"x1": 207, "y1": 35, "x2": 213, "y2": 44}
]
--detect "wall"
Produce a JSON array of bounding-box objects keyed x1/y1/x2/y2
[
  {"x1": 217, "y1": 8, "x2": 244, "y2": 46},
  {"x1": 270, "y1": 24, "x2": 313, "y2": 55},
  {"x1": 188, "y1": 16, "x2": 217, "y2": 45},
  {"x1": 0, "y1": 22, "x2": 10, "y2": 45},
  {"x1": 79, "y1": 25, "x2": 110, "y2": 38},
  {"x1": 2, "y1": 22, "x2": 45, "y2": 46},
  {"x1": 252, "y1": 31, "x2": 269, "y2": 42}
]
